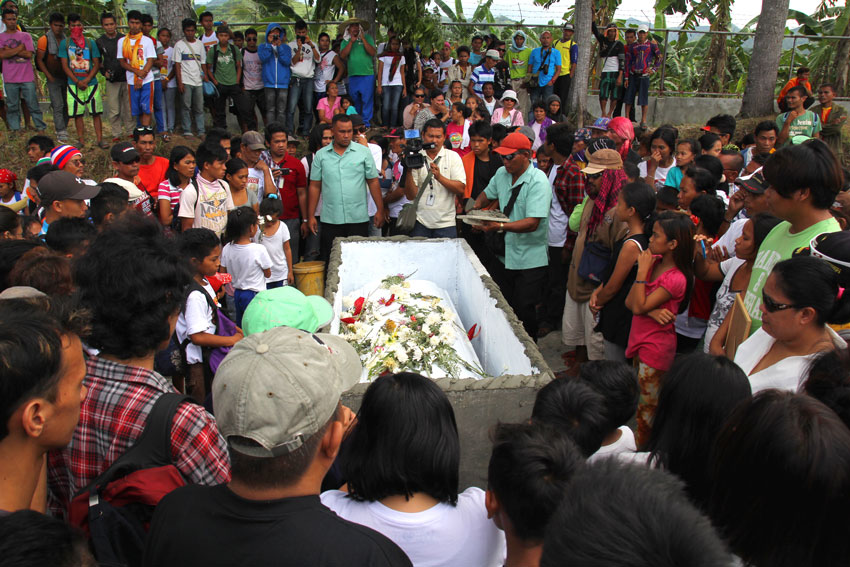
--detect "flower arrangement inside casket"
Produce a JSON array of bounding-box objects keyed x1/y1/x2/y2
[{"x1": 339, "y1": 273, "x2": 487, "y2": 382}]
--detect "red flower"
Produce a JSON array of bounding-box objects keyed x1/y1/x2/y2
[
  {"x1": 467, "y1": 324, "x2": 480, "y2": 340},
  {"x1": 411, "y1": 316, "x2": 416, "y2": 322},
  {"x1": 353, "y1": 297, "x2": 366, "y2": 316},
  {"x1": 385, "y1": 294, "x2": 395, "y2": 306},
  {"x1": 340, "y1": 317, "x2": 357, "y2": 325}
]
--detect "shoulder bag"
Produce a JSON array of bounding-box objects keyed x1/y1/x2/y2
[{"x1": 396, "y1": 155, "x2": 442, "y2": 234}]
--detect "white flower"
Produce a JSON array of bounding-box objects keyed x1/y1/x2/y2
[
  {"x1": 422, "y1": 324, "x2": 432, "y2": 335},
  {"x1": 396, "y1": 350, "x2": 409, "y2": 364},
  {"x1": 429, "y1": 335, "x2": 441, "y2": 347},
  {"x1": 439, "y1": 323, "x2": 454, "y2": 338},
  {"x1": 411, "y1": 346, "x2": 423, "y2": 361},
  {"x1": 425, "y1": 312, "x2": 442, "y2": 327},
  {"x1": 343, "y1": 296, "x2": 355, "y2": 309},
  {"x1": 442, "y1": 308, "x2": 455, "y2": 321}
]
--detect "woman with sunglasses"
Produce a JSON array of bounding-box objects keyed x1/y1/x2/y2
[
  {"x1": 403, "y1": 87, "x2": 427, "y2": 130},
  {"x1": 733, "y1": 256, "x2": 850, "y2": 393}
]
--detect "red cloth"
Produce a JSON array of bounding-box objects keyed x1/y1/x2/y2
[
  {"x1": 137, "y1": 157, "x2": 169, "y2": 199},
  {"x1": 47, "y1": 356, "x2": 231, "y2": 519}
]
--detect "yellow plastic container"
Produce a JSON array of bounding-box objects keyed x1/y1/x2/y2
[{"x1": 293, "y1": 261, "x2": 326, "y2": 296}]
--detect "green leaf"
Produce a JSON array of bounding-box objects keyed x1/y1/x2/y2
[{"x1": 432, "y1": 0, "x2": 458, "y2": 21}]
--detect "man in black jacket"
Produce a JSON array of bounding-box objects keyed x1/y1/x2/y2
[{"x1": 96, "y1": 12, "x2": 133, "y2": 141}]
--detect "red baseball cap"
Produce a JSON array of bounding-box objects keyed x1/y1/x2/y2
[{"x1": 493, "y1": 132, "x2": 532, "y2": 155}]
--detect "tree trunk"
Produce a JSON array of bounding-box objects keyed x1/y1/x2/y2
[
  {"x1": 158, "y1": 0, "x2": 196, "y2": 46},
  {"x1": 740, "y1": 0, "x2": 790, "y2": 117},
  {"x1": 353, "y1": 0, "x2": 377, "y2": 42},
  {"x1": 832, "y1": 15, "x2": 850, "y2": 96},
  {"x1": 699, "y1": 1, "x2": 730, "y2": 93},
  {"x1": 568, "y1": 0, "x2": 593, "y2": 127}
]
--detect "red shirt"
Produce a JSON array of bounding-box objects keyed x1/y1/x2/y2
[
  {"x1": 137, "y1": 157, "x2": 169, "y2": 199},
  {"x1": 261, "y1": 152, "x2": 307, "y2": 220}
]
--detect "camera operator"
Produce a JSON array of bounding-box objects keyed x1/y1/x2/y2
[{"x1": 403, "y1": 118, "x2": 466, "y2": 238}]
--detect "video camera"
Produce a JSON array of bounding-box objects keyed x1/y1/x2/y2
[{"x1": 401, "y1": 129, "x2": 436, "y2": 169}]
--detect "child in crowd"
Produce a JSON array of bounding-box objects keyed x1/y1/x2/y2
[
  {"x1": 532, "y1": 378, "x2": 607, "y2": 458},
  {"x1": 529, "y1": 101, "x2": 553, "y2": 152},
  {"x1": 177, "y1": 227, "x2": 244, "y2": 402},
  {"x1": 340, "y1": 95, "x2": 356, "y2": 115},
  {"x1": 656, "y1": 185, "x2": 679, "y2": 212},
  {"x1": 220, "y1": 206, "x2": 272, "y2": 326},
  {"x1": 157, "y1": 146, "x2": 196, "y2": 230},
  {"x1": 225, "y1": 157, "x2": 257, "y2": 211},
  {"x1": 286, "y1": 140, "x2": 299, "y2": 158},
  {"x1": 699, "y1": 132, "x2": 722, "y2": 156},
  {"x1": 591, "y1": 181, "x2": 656, "y2": 362},
  {"x1": 0, "y1": 207, "x2": 21, "y2": 239},
  {"x1": 90, "y1": 183, "x2": 130, "y2": 232},
  {"x1": 625, "y1": 211, "x2": 694, "y2": 446},
  {"x1": 665, "y1": 139, "x2": 699, "y2": 189},
  {"x1": 178, "y1": 143, "x2": 233, "y2": 236},
  {"x1": 0, "y1": 169, "x2": 21, "y2": 208},
  {"x1": 254, "y1": 196, "x2": 292, "y2": 289}
]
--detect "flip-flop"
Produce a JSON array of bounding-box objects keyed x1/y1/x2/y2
[{"x1": 98, "y1": 140, "x2": 110, "y2": 149}]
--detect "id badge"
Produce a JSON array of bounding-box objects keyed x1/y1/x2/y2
[{"x1": 426, "y1": 193, "x2": 435, "y2": 207}]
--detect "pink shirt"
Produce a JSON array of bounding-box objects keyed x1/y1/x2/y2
[
  {"x1": 157, "y1": 179, "x2": 184, "y2": 213},
  {"x1": 625, "y1": 260, "x2": 687, "y2": 371},
  {"x1": 317, "y1": 96, "x2": 341, "y2": 118},
  {"x1": 0, "y1": 31, "x2": 35, "y2": 83}
]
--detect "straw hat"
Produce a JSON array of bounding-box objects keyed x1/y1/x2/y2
[{"x1": 338, "y1": 17, "x2": 370, "y2": 35}]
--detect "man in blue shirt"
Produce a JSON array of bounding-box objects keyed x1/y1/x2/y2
[
  {"x1": 474, "y1": 132, "x2": 551, "y2": 339},
  {"x1": 307, "y1": 114, "x2": 385, "y2": 262},
  {"x1": 527, "y1": 31, "x2": 562, "y2": 117}
]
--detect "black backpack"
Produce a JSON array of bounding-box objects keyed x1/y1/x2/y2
[{"x1": 68, "y1": 393, "x2": 194, "y2": 567}]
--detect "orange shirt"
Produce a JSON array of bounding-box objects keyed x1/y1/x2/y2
[{"x1": 777, "y1": 77, "x2": 812, "y2": 105}]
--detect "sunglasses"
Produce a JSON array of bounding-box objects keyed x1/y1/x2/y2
[
  {"x1": 414, "y1": 94, "x2": 425, "y2": 98},
  {"x1": 501, "y1": 152, "x2": 519, "y2": 161},
  {"x1": 762, "y1": 290, "x2": 798, "y2": 313},
  {"x1": 135, "y1": 126, "x2": 154, "y2": 133},
  {"x1": 583, "y1": 171, "x2": 603, "y2": 180},
  {"x1": 356, "y1": 126, "x2": 367, "y2": 133},
  {"x1": 246, "y1": 37, "x2": 257, "y2": 41}
]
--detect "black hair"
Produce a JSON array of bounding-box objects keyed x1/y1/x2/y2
[
  {"x1": 689, "y1": 194, "x2": 725, "y2": 235},
  {"x1": 140, "y1": 13, "x2": 153, "y2": 26},
  {"x1": 230, "y1": 135, "x2": 241, "y2": 158},
  {"x1": 739, "y1": 132, "x2": 755, "y2": 147},
  {"x1": 181, "y1": 18, "x2": 196, "y2": 31},
  {"x1": 27, "y1": 135, "x2": 54, "y2": 154},
  {"x1": 797, "y1": 65, "x2": 810, "y2": 76},
  {"x1": 772, "y1": 256, "x2": 850, "y2": 326},
  {"x1": 698, "y1": 132, "x2": 721, "y2": 153},
  {"x1": 215, "y1": 24, "x2": 230, "y2": 35},
  {"x1": 578, "y1": 360, "x2": 639, "y2": 433},
  {"x1": 654, "y1": 211, "x2": 695, "y2": 313},
  {"x1": 751, "y1": 152, "x2": 770, "y2": 165},
  {"x1": 101, "y1": 11, "x2": 116, "y2": 23},
  {"x1": 719, "y1": 148, "x2": 744, "y2": 172},
  {"x1": 488, "y1": 422, "x2": 584, "y2": 542},
  {"x1": 264, "y1": 121, "x2": 287, "y2": 143},
  {"x1": 232, "y1": 29, "x2": 243, "y2": 40},
  {"x1": 623, "y1": 160, "x2": 640, "y2": 182},
  {"x1": 693, "y1": 154, "x2": 723, "y2": 185},
  {"x1": 705, "y1": 114, "x2": 736, "y2": 138},
  {"x1": 676, "y1": 138, "x2": 700, "y2": 156},
  {"x1": 0, "y1": 239, "x2": 44, "y2": 290},
  {"x1": 158, "y1": 27, "x2": 171, "y2": 37},
  {"x1": 258, "y1": 195, "x2": 283, "y2": 219},
  {"x1": 542, "y1": 459, "x2": 731, "y2": 567},
  {"x1": 0, "y1": 510, "x2": 95, "y2": 567},
  {"x1": 648, "y1": 127, "x2": 677, "y2": 152},
  {"x1": 588, "y1": 136, "x2": 616, "y2": 153},
  {"x1": 90, "y1": 182, "x2": 129, "y2": 228},
  {"x1": 126, "y1": 9, "x2": 143, "y2": 22},
  {"x1": 223, "y1": 206, "x2": 258, "y2": 245},
  {"x1": 332, "y1": 113, "x2": 353, "y2": 127},
  {"x1": 468, "y1": 119, "x2": 493, "y2": 140},
  {"x1": 74, "y1": 216, "x2": 191, "y2": 359},
  {"x1": 45, "y1": 217, "x2": 97, "y2": 255},
  {"x1": 749, "y1": 212, "x2": 782, "y2": 250},
  {"x1": 531, "y1": 378, "x2": 608, "y2": 457},
  {"x1": 456, "y1": 45, "x2": 470, "y2": 55},
  {"x1": 451, "y1": 101, "x2": 472, "y2": 119},
  {"x1": 246, "y1": 27, "x2": 258, "y2": 37},
  {"x1": 787, "y1": 84, "x2": 808, "y2": 98},
  {"x1": 762, "y1": 140, "x2": 844, "y2": 209},
  {"x1": 531, "y1": 101, "x2": 546, "y2": 112},
  {"x1": 166, "y1": 145, "x2": 195, "y2": 187},
  {"x1": 0, "y1": 297, "x2": 89, "y2": 441},
  {"x1": 804, "y1": 348, "x2": 850, "y2": 429},
  {"x1": 619, "y1": 181, "x2": 656, "y2": 236},
  {"x1": 317, "y1": 31, "x2": 328, "y2": 41},
  {"x1": 684, "y1": 167, "x2": 718, "y2": 198},
  {"x1": 429, "y1": 88, "x2": 444, "y2": 101},
  {"x1": 754, "y1": 120, "x2": 779, "y2": 136},
  {"x1": 48, "y1": 12, "x2": 64, "y2": 24},
  {"x1": 195, "y1": 142, "x2": 228, "y2": 170},
  {"x1": 198, "y1": 10, "x2": 213, "y2": 21},
  {"x1": 645, "y1": 353, "x2": 750, "y2": 509},
  {"x1": 1, "y1": 8, "x2": 15, "y2": 17},
  {"x1": 203, "y1": 127, "x2": 230, "y2": 148},
  {"x1": 709, "y1": 391, "x2": 850, "y2": 567},
  {"x1": 307, "y1": 123, "x2": 332, "y2": 154},
  {"x1": 491, "y1": 123, "x2": 507, "y2": 143},
  {"x1": 178, "y1": 227, "x2": 220, "y2": 263},
  {"x1": 225, "y1": 157, "x2": 248, "y2": 178},
  {"x1": 545, "y1": 123, "x2": 574, "y2": 157},
  {"x1": 423, "y1": 118, "x2": 446, "y2": 135},
  {"x1": 820, "y1": 82, "x2": 836, "y2": 91},
  {"x1": 343, "y1": 372, "x2": 460, "y2": 505},
  {"x1": 8, "y1": 248, "x2": 73, "y2": 297},
  {"x1": 0, "y1": 206, "x2": 19, "y2": 235}
]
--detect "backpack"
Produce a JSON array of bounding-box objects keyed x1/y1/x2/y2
[
  {"x1": 208, "y1": 42, "x2": 239, "y2": 78},
  {"x1": 68, "y1": 393, "x2": 193, "y2": 567}
]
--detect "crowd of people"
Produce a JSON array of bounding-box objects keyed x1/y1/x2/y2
[{"x1": 1, "y1": 7, "x2": 850, "y2": 567}]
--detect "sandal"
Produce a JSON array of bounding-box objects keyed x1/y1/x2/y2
[
  {"x1": 98, "y1": 140, "x2": 110, "y2": 150},
  {"x1": 162, "y1": 133, "x2": 172, "y2": 142}
]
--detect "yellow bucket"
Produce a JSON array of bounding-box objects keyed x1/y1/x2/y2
[{"x1": 293, "y1": 261, "x2": 326, "y2": 296}]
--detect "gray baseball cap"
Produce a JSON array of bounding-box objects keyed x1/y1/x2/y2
[
  {"x1": 213, "y1": 326, "x2": 362, "y2": 458},
  {"x1": 241, "y1": 130, "x2": 266, "y2": 150}
]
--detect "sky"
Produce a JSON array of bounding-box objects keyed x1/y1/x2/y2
[{"x1": 485, "y1": 0, "x2": 828, "y2": 28}]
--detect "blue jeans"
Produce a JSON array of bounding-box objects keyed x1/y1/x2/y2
[
  {"x1": 349, "y1": 75, "x2": 375, "y2": 127},
  {"x1": 233, "y1": 288, "x2": 259, "y2": 327},
  {"x1": 286, "y1": 76, "x2": 314, "y2": 135},
  {"x1": 5, "y1": 82, "x2": 46, "y2": 131},
  {"x1": 381, "y1": 85, "x2": 403, "y2": 127},
  {"x1": 411, "y1": 221, "x2": 457, "y2": 239},
  {"x1": 152, "y1": 79, "x2": 165, "y2": 133},
  {"x1": 181, "y1": 84, "x2": 205, "y2": 135},
  {"x1": 265, "y1": 87, "x2": 288, "y2": 126},
  {"x1": 164, "y1": 83, "x2": 176, "y2": 131}
]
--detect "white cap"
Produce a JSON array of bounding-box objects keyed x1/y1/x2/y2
[{"x1": 638, "y1": 24, "x2": 649, "y2": 33}]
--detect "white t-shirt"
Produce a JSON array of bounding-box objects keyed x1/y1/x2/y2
[
  {"x1": 253, "y1": 221, "x2": 291, "y2": 283},
  {"x1": 220, "y1": 242, "x2": 272, "y2": 292},
  {"x1": 320, "y1": 487, "x2": 506, "y2": 567},
  {"x1": 409, "y1": 147, "x2": 466, "y2": 229},
  {"x1": 483, "y1": 98, "x2": 497, "y2": 115},
  {"x1": 531, "y1": 121, "x2": 543, "y2": 151},
  {"x1": 173, "y1": 39, "x2": 206, "y2": 87},
  {"x1": 176, "y1": 281, "x2": 216, "y2": 364},
  {"x1": 703, "y1": 257, "x2": 747, "y2": 353},
  {"x1": 247, "y1": 167, "x2": 266, "y2": 203},
  {"x1": 602, "y1": 54, "x2": 620, "y2": 73},
  {"x1": 588, "y1": 426, "x2": 637, "y2": 463},
  {"x1": 366, "y1": 143, "x2": 383, "y2": 217},
  {"x1": 163, "y1": 46, "x2": 177, "y2": 87},
  {"x1": 314, "y1": 49, "x2": 338, "y2": 92},
  {"x1": 201, "y1": 30, "x2": 218, "y2": 52},
  {"x1": 177, "y1": 177, "x2": 234, "y2": 236},
  {"x1": 378, "y1": 54, "x2": 406, "y2": 86},
  {"x1": 117, "y1": 34, "x2": 157, "y2": 85},
  {"x1": 638, "y1": 158, "x2": 677, "y2": 186},
  {"x1": 547, "y1": 165, "x2": 567, "y2": 247},
  {"x1": 242, "y1": 49, "x2": 263, "y2": 90},
  {"x1": 734, "y1": 326, "x2": 848, "y2": 393},
  {"x1": 712, "y1": 217, "x2": 746, "y2": 258},
  {"x1": 288, "y1": 40, "x2": 316, "y2": 79}
]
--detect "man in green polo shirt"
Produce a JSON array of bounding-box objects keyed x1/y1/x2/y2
[
  {"x1": 307, "y1": 114, "x2": 385, "y2": 262},
  {"x1": 475, "y1": 131, "x2": 551, "y2": 338},
  {"x1": 339, "y1": 19, "x2": 376, "y2": 127}
]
